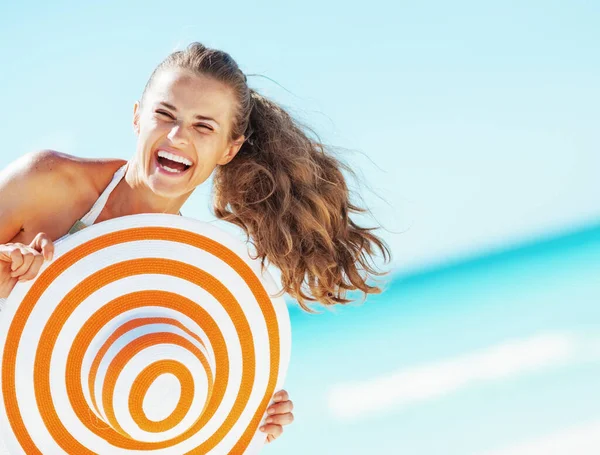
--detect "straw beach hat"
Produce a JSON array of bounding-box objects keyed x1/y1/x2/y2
[{"x1": 0, "y1": 214, "x2": 291, "y2": 455}]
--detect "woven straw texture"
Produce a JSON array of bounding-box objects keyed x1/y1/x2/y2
[{"x1": 0, "y1": 214, "x2": 291, "y2": 455}]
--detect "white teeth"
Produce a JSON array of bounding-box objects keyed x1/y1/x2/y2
[
  {"x1": 157, "y1": 150, "x2": 193, "y2": 166},
  {"x1": 160, "y1": 164, "x2": 183, "y2": 173}
]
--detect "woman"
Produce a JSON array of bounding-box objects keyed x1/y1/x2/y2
[{"x1": 0, "y1": 42, "x2": 391, "y2": 443}]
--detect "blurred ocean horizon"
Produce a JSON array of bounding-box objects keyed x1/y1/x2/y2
[{"x1": 273, "y1": 219, "x2": 600, "y2": 454}]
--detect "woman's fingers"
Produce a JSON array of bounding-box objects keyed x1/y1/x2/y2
[
  {"x1": 2, "y1": 232, "x2": 55, "y2": 282},
  {"x1": 8, "y1": 248, "x2": 26, "y2": 272},
  {"x1": 9, "y1": 248, "x2": 40, "y2": 279},
  {"x1": 31, "y1": 232, "x2": 54, "y2": 261},
  {"x1": 266, "y1": 400, "x2": 294, "y2": 416},
  {"x1": 0, "y1": 236, "x2": 53, "y2": 299},
  {"x1": 17, "y1": 254, "x2": 45, "y2": 281},
  {"x1": 260, "y1": 390, "x2": 294, "y2": 444},
  {"x1": 9, "y1": 247, "x2": 34, "y2": 275},
  {"x1": 260, "y1": 423, "x2": 283, "y2": 441},
  {"x1": 265, "y1": 411, "x2": 294, "y2": 426},
  {"x1": 273, "y1": 390, "x2": 289, "y2": 402}
]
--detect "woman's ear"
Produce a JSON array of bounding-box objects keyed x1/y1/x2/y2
[
  {"x1": 133, "y1": 101, "x2": 141, "y2": 135},
  {"x1": 218, "y1": 136, "x2": 245, "y2": 166}
]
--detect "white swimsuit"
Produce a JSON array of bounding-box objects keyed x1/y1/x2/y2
[{"x1": 57, "y1": 162, "x2": 129, "y2": 241}]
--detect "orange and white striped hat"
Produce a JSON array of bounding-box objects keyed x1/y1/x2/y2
[{"x1": 0, "y1": 214, "x2": 291, "y2": 455}]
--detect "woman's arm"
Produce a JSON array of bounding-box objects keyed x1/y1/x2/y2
[
  {"x1": 0, "y1": 149, "x2": 72, "y2": 244},
  {"x1": 0, "y1": 150, "x2": 68, "y2": 297}
]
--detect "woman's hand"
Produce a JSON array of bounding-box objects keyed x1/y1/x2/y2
[
  {"x1": 0, "y1": 232, "x2": 54, "y2": 299},
  {"x1": 260, "y1": 389, "x2": 294, "y2": 444}
]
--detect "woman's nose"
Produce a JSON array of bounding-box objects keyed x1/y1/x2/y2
[{"x1": 167, "y1": 124, "x2": 189, "y2": 145}]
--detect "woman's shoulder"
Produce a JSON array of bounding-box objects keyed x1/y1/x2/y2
[
  {"x1": 61, "y1": 153, "x2": 128, "y2": 195},
  {"x1": 0, "y1": 150, "x2": 79, "y2": 205},
  {"x1": 0, "y1": 151, "x2": 127, "y2": 244},
  {"x1": 8, "y1": 150, "x2": 126, "y2": 195},
  {"x1": 2, "y1": 150, "x2": 128, "y2": 218}
]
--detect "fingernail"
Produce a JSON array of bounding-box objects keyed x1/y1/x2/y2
[
  {"x1": 267, "y1": 408, "x2": 275, "y2": 414},
  {"x1": 266, "y1": 418, "x2": 273, "y2": 424},
  {"x1": 260, "y1": 426, "x2": 266, "y2": 432}
]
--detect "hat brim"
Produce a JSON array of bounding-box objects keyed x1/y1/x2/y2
[{"x1": 0, "y1": 214, "x2": 291, "y2": 454}]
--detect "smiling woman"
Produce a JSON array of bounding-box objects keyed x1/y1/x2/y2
[
  {"x1": 0, "y1": 41, "x2": 393, "y2": 311},
  {"x1": 0, "y1": 41, "x2": 392, "y2": 445},
  {"x1": 124, "y1": 42, "x2": 393, "y2": 310},
  {"x1": 130, "y1": 68, "x2": 242, "y2": 199}
]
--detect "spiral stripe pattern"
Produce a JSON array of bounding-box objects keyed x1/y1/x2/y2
[{"x1": 0, "y1": 215, "x2": 291, "y2": 454}]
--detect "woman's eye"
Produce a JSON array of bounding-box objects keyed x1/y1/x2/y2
[
  {"x1": 195, "y1": 124, "x2": 213, "y2": 132},
  {"x1": 156, "y1": 110, "x2": 175, "y2": 120}
]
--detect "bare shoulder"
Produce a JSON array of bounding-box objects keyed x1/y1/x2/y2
[
  {"x1": 0, "y1": 150, "x2": 127, "y2": 244},
  {"x1": 0, "y1": 150, "x2": 77, "y2": 209},
  {"x1": 1, "y1": 150, "x2": 125, "y2": 196},
  {"x1": 70, "y1": 155, "x2": 128, "y2": 195},
  {"x1": 0, "y1": 150, "x2": 74, "y2": 243},
  {"x1": 1, "y1": 150, "x2": 72, "y2": 184}
]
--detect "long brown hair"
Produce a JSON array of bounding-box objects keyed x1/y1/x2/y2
[{"x1": 143, "y1": 42, "x2": 392, "y2": 311}]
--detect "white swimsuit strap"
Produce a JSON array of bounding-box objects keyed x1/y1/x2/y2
[{"x1": 79, "y1": 163, "x2": 128, "y2": 225}]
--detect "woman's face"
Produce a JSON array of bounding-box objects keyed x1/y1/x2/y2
[{"x1": 133, "y1": 68, "x2": 244, "y2": 198}]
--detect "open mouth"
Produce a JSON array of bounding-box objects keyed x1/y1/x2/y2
[{"x1": 155, "y1": 150, "x2": 193, "y2": 175}]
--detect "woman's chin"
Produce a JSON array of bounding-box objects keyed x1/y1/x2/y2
[{"x1": 147, "y1": 176, "x2": 186, "y2": 199}]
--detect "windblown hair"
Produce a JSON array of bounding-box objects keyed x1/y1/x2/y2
[{"x1": 143, "y1": 42, "x2": 392, "y2": 311}]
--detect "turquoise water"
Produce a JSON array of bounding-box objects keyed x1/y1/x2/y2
[{"x1": 265, "y1": 223, "x2": 600, "y2": 454}]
